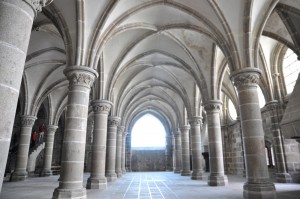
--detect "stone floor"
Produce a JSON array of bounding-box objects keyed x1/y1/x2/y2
[{"x1": 1, "y1": 172, "x2": 300, "y2": 199}]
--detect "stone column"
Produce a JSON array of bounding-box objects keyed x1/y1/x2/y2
[
  {"x1": 125, "y1": 135, "x2": 132, "y2": 172},
  {"x1": 116, "y1": 126, "x2": 124, "y2": 177},
  {"x1": 0, "y1": 0, "x2": 52, "y2": 191},
  {"x1": 189, "y1": 116, "x2": 204, "y2": 180},
  {"x1": 52, "y1": 66, "x2": 98, "y2": 199},
  {"x1": 204, "y1": 100, "x2": 228, "y2": 186},
  {"x1": 180, "y1": 126, "x2": 191, "y2": 176},
  {"x1": 11, "y1": 115, "x2": 36, "y2": 181},
  {"x1": 122, "y1": 131, "x2": 128, "y2": 174},
  {"x1": 265, "y1": 101, "x2": 292, "y2": 183},
  {"x1": 40, "y1": 125, "x2": 58, "y2": 176},
  {"x1": 174, "y1": 132, "x2": 182, "y2": 173},
  {"x1": 231, "y1": 68, "x2": 276, "y2": 199},
  {"x1": 105, "y1": 116, "x2": 120, "y2": 182},
  {"x1": 86, "y1": 100, "x2": 112, "y2": 189}
]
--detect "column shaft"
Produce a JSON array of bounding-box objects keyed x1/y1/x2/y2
[
  {"x1": 265, "y1": 101, "x2": 292, "y2": 183},
  {"x1": 105, "y1": 116, "x2": 119, "y2": 182},
  {"x1": 0, "y1": 0, "x2": 48, "y2": 191},
  {"x1": 189, "y1": 116, "x2": 204, "y2": 180},
  {"x1": 40, "y1": 125, "x2": 58, "y2": 176},
  {"x1": 116, "y1": 126, "x2": 124, "y2": 177},
  {"x1": 125, "y1": 135, "x2": 132, "y2": 172},
  {"x1": 11, "y1": 115, "x2": 36, "y2": 181},
  {"x1": 121, "y1": 132, "x2": 128, "y2": 174},
  {"x1": 231, "y1": 68, "x2": 276, "y2": 199},
  {"x1": 174, "y1": 133, "x2": 182, "y2": 173},
  {"x1": 53, "y1": 66, "x2": 98, "y2": 199},
  {"x1": 86, "y1": 100, "x2": 112, "y2": 189},
  {"x1": 204, "y1": 101, "x2": 228, "y2": 186},
  {"x1": 180, "y1": 126, "x2": 191, "y2": 176}
]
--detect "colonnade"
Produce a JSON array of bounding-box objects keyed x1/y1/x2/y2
[{"x1": 0, "y1": 1, "x2": 285, "y2": 199}]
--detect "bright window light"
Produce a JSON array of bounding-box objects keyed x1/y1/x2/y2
[
  {"x1": 228, "y1": 99, "x2": 237, "y2": 120},
  {"x1": 257, "y1": 87, "x2": 266, "y2": 108},
  {"x1": 283, "y1": 49, "x2": 300, "y2": 94},
  {"x1": 131, "y1": 114, "x2": 166, "y2": 149}
]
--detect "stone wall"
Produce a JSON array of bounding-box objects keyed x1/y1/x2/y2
[
  {"x1": 131, "y1": 149, "x2": 166, "y2": 171},
  {"x1": 52, "y1": 115, "x2": 65, "y2": 166},
  {"x1": 223, "y1": 121, "x2": 244, "y2": 176},
  {"x1": 284, "y1": 139, "x2": 300, "y2": 182}
]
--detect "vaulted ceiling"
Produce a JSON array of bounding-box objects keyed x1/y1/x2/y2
[{"x1": 22, "y1": 0, "x2": 300, "y2": 133}]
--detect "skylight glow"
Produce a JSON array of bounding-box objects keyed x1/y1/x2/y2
[{"x1": 131, "y1": 114, "x2": 166, "y2": 149}]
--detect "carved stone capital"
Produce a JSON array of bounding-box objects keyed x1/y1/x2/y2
[
  {"x1": 108, "y1": 117, "x2": 121, "y2": 127},
  {"x1": 20, "y1": 115, "x2": 36, "y2": 127},
  {"x1": 189, "y1": 116, "x2": 203, "y2": 127},
  {"x1": 123, "y1": 132, "x2": 128, "y2": 138},
  {"x1": 117, "y1": 126, "x2": 125, "y2": 135},
  {"x1": 180, "y1": 125, "x2": 190, "y2": 133},
  {"x1": 64, "y1": 66, "x2": 98, "y2": 89},
  {"x1": 47, "y1": 125, "x2": 58, "y2": 134},
  {"x1": 264, "y1": 100, "x2": 280, "y2": 111},
  {"x1": 92, "y1": 100, "x2": 112, "y2": 114},
  {"x1": 230, "y1": 68, "x2": 261, "y2": 88},
  {"x1": 174, "y1": 132, "x2": 181, "y2": 138},
  {"x1": 204, "y1": 100, "x2": 222, "y2": 113},
  {"x1": 24, "y1": 0, "x2": 53, "y2": 13}
]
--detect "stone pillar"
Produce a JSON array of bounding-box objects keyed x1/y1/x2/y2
[
  {"x1": 0, "y1": 0, "x2": 52, "y2": 191},
  {"x1": 105, "y1": 116, "x2": 120, "y2": 182},
  {"x1": 204, "y1": 100, "x2": 228, "y2": 186},
  {"x1": 40, "y1": 125, "x2": 58, "y2": 176},
  {"x1": 189, "y1": 116, "x2": 204, "y2": 180},
  {"x1": 52, "y1": 66, "x2": 98, "y2": 199},
  {"x1": 86, "y1": 100, "x2": 112, "y2": 189},
  {"x1": 11, "y1": 115, "x2": 36, "y2": 181},
  {"x1": 174, "y1": 132, "x2": 182, "y2": 173},
  {"x1": 125, "y1": 135, "x2": 132, "y2": 172},
  {"x1": 265, "y1": 101, "x2": 292, "y2": 183},
  {"x1": 180, "y1": 126, "x2": 191, "y2": 176},
  {"x1": 116, "y1": 126, "x2": 124, "y2": 177},
  {"x1": 122, "y1": 131, "x2": 128, "y2": 174},
  {"x1": 231, "y1": 68, "x2": 276, "y2": 199}
]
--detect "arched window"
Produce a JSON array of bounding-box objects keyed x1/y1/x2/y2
[
  {"x1": 228, "y1": 99, "x2": 237, "y2": 120},
  {"x1": 257, "y1": 87, "x2": 266, "y2": 108},
  {"x1": 282, "y1": 48, "x2": 300, "y2": 94},
  {"x1": 131, "y1": 114, "x2": 166, "y2": 149}
]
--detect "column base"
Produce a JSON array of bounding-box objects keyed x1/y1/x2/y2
[
  {"x1": 174, "y1": 168, "x2": 181, "y2": 173},
  {"x1": 243, "y1": 182, "x2": 276, "y2": 199},
  {"x1": 116, "y1": 171, "x2": 123, "y2": 178},
  {"x1": 276, "y1": 173, "x2": 292, "y2": 183},
  {"x1": 105, "y1": 173, "x2": 117, "y2": 182},
  {"x1": 122, "y1": 169, "x2": 126, "y2": 174},
  {"x1": 181, "y1": 170, "x2": 191, "y2": 176},
  {"x1": 52, "y1": 187, "x2": 86, "y2": 199},
  {"x1": 191, "y1": 170, "x2": 204, "y2": 180},
  {"x1": 86, "y1": 177, "x2": 107, "y2": 190},
  {"x1": 10, "y1": 170, "x2": 27, "y2": 182},
  {"x1": 40, "y1": 169, "x2": 52, "y2": 177},
  {"x1": 208, "y1": 174, "x2": 228, "y2": 186}
]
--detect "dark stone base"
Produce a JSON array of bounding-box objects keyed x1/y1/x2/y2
[
  {"x1": 40, "y1": 169, "x2": 52, "y2": 177},
  {"x1": 191, "y1": 170, "x2": 204, "y2": 180},
  {"x1": 181, "y1": 170, "x2": 191, "y2": 176},
  {"x1": 106, "y1": 173, "x2": 117, "y2": 182},
  {"x1": 243, "y1": 182, "x2": 276, "y2": 199},
  {"x1": 208, "y1": 175, "x2": 228, "y2": 186},
  {"x1": 52, "y1": 187, "x2": 86, "y2": 199},
  {"x1": 10, "y1": 170, "x2": 27, "y2": 182},
  {"x1": 86, "y1": 177, "x2": 107, "y2": 190},
  {"x1": 276, "y1": 173, "x2": 292, "y2": 183}
]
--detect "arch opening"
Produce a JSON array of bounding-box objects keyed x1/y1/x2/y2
[{"x1": 131, "y1": 113, "x2": 166, "y2": 150}]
